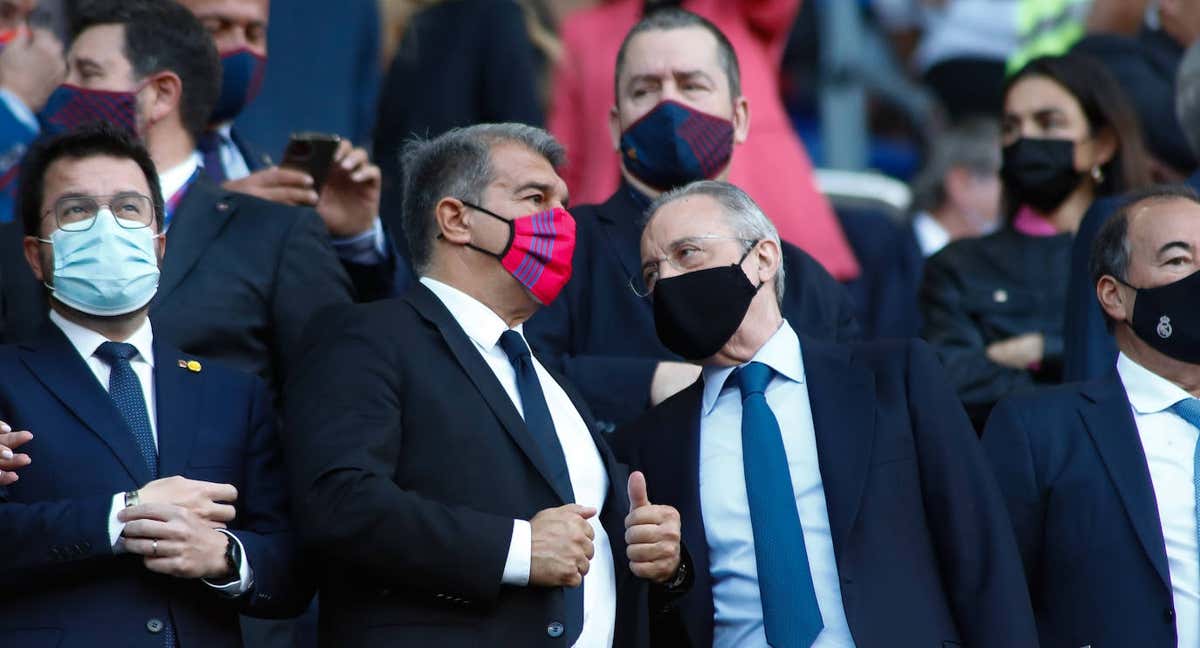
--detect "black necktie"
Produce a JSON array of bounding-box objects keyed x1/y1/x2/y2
[{"x1": 497, "y1": 330, "x2": 582, "y2": 643}]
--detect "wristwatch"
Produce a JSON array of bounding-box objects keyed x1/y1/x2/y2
[{"x1": 217, "y1": 529, "x2": 242, "y2": 582}]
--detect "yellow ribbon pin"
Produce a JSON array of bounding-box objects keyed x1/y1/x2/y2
[{"x1": 178, "y1": 359, "x2": 202, "y2": 373}]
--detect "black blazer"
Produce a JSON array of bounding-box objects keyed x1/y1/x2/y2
[
  {"x1": 983, "y1": 373, "x2": 1183, "y2": 646},
  {"x1": 0, "y1": 326, "x2": 310, "y2": 647},
  {"x1": 0, "y1": 180, "x2": 355, "y2": 396},
  {"x1": 613, "y1": 335, "x2": 1037, "y2": 648},
  {"x1": 283, "y1": 284, "x2": 664, "y2": 648},
  {"x1": 525, "y1": 187, "x2": 861, "y2": 431}
]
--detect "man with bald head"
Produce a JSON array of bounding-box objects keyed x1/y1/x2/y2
[
  {"x1": 985, "y1": 185, "x2": 1200, "y2": 646},
  {"x1": 613, "y1": 180, "x2": 1034, "y2": 648}
]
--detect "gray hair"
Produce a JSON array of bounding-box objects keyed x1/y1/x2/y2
[
  {"x1": 910, "y1": 118, "x2": 1001, "y2": 213},
  {"x1": 645, "y1": 180, "x2": 786, "y2": 305},
  {"x1": 1177, "y1": 40, "x2": 1200, "y2": 160},
  {"x1": 1090, "y1": 184, "x2": 1200, "y2": 331},
  {"x1": 400, "y1": 123, "x2": 566, "y2": 274}
]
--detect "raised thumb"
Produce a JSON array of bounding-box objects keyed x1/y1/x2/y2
[{"x1": 627, "y1": 471, "x2": 651, "y2": 509}]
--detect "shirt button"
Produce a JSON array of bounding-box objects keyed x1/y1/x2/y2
[
  {"x1": 547, "y1": 621, "x2": 564, "y2": 638},
  {"x1": 146, "y1": 618, "x2": 164, "y2": 633}
]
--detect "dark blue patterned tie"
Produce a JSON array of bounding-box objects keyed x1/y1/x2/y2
[
  {"x1": 95, "y1": 342, "x2": 158, "y2": 480},
  {"x1": 197, "y1": 131, "x2": 227, "y2": 183},
  {"x1": 497, "y1": 330, "x2": 582, "y2": 643},
  {"x1": 736, "y1": 361, "x2": 823, "y2": 648}
]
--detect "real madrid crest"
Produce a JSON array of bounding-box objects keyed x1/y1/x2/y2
[{"x1": 1157, "y1": 315, "x2": 1173, "y2": 339}]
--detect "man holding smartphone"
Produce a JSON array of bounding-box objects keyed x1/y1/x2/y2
[{"x1": 178, "y1": 0, "x2": 406, "y2": 301}]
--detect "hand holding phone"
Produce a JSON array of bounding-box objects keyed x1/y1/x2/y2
[{"x1": 280, "y1": 132, "x2": 341, "y2": 194}]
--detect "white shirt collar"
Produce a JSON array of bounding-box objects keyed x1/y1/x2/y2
[
  {"x1": 1117, "y1": 352, "x2": 1193, "y2": 415},
  {"x1": 700, "y1": 319, "x2": 805, "y2": 416},
  {"x1": 419, "y1": 276, "x2": 521, "y2": 350},
  {"x1": 159, "y1": 152, "x2": 202, "y2": 201},
  {"x1": 49, "y1": 309, "x2": 156, "y2": 369},
  {"x1": 912, "y1": 211, "x2": 952, "y2": 258},
  {"x1": 216, "y1": 123, "x2": 234, "y2": 140}
]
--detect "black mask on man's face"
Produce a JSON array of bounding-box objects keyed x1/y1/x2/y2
[
  {"x1": 1119, "y1": 269, "x2": 1200, "y2": 364},
  {"x1": 652, "y1": 244, "x2": 761, "y2": 361}
]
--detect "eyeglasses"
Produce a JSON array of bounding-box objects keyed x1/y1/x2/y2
[
  {"x1": 41, "y1": 193, "x2": 156, "y2": 232},
  {"x1": 629, "y1": 235, "x2": 756, "y2": 297}
]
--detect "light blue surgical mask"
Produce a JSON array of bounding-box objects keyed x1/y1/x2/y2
[{"x1": 38, "y1": 208, "x2": 161, "y2": 316}]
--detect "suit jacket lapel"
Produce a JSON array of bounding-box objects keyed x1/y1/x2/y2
[
  {"x1": 596, "y1": 189, "x2": 647, "y2": 286},
  {"x1": 154, "y1": 180, "x2": 235, "y2": 305},
  {"x1": 802, "y1": 336, "x2": 877, "y2": 549},
  {"x1": 406, "y1": 284, "x2": 573, "y2": 504},
  {"x1": 19, "y1": 326, "x2": 154, "y2": 485},
  {"x1": 231, "y1": 128, "x2": 271, "y2": 171},
  {"x1": 1081, "y1": 374, "x2": 1172, "y2": 589},
  {"x1": 154, "y1": 337, "x2": 202, "y2": 478}
]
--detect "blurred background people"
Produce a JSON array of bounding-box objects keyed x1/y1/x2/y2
[{"x1": 920, "y1": 52, "x2": 1151, "y2": 428}]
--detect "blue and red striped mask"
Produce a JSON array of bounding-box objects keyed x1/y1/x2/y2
[
  {"x1": 462, "y1": 201, "x2": 576, "y2": 305},
  {"x1": 619, "y1": 100, "x2": 735, "y2": 191},
  {"x1": 38, "y1": 84, "x2": 140, "y2": 137}
]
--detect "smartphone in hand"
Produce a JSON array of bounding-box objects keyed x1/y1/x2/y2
[{"x1": 280, "y1": 132, "x2": 341, "y2": 193}]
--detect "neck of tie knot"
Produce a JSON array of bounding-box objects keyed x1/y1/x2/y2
[
  {"x1": 1173, "y1": 398, "x2": 1200, "y2": 428},
  {"x1": 498, "y1": 330, "x2": 531, "y2": 365},
  {"x1": 96, "y1": 341, "x2": 139, "y2": 365},
  {"x1": 736, "y1": 361, "x2": 772, "y2": 400},
  {"x1": 197, "y1": 130, "x2": 222, "y2": 154}
]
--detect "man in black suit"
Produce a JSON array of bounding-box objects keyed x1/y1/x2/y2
[
  {"x1": 984, "y1": 185, "x2": 1200, "y2": 646},
  {"x1": 525, "y1": 9, "x2": 859, "y2": 432},
  {"x1": 177, "y1": 0, "x2": 407, "y2": 301},
  {"x1": 614, "y1": 180, "x2": 1036, "y2": 647},
  {"x1": 0, "y1": 0, "x2": 354, "y2": 395},
  {"x1": 285, "y1": 123, "x2": 687, "y2": 647}
]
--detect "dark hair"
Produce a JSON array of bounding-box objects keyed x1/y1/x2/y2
[
  {"x1": 614, "y1": 8, "x2": 741, "y2": 101},
  {"x1": 400, "y1": 123, "x2": 565, "y2": 274},
  {"x1": 71, "y1": 0, "x2": 221, "y2": 145},
  {"x1": 18, "y1": 121, "x2": 166, "y2": 237},
  {"x1": 1005, "y1": 54, "x2": 1152, "y2": 203},
  {"x1": 1089, "y1": 184, "x2": 1200, "y2": 331}
]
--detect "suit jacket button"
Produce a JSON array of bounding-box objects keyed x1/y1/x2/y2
[
  {"x1": 547, "y1": 621, "x2": 564, "y2": 638},
  {"x1": 1166, "y1": 608, "x2": 1176, "y2": 623},
  {"x1": 146, "y1": 618, "x2": 164, "y2": 633}
]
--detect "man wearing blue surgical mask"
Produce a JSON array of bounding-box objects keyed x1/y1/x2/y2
[
  {"x1": 525, "y1": 8, "x2": 860, "y2": 433},
  {"x1": 0, "y1": 120, "x2": 310, "y2": 648},
  {"x1": 177, "y1": 0, "x2": 405, "y2": 301}
]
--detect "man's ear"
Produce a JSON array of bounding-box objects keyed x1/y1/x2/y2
[
  {"x1": 753, "y1": 238, "x2": 781, "y2": 286},
  {"x1": 1097, "y1": 275, "x2": 1133, "y2": 324},
  {"x1": 732, "y1": 96, "x2": 750, "y2": 145},
  {"x1": 608, "y1": 104, "x2": 623, "y2": 152},
  {"x1": 23, "y1": 235, "x2": 45, "y2": 283},
  {"x1": 435, "y1": 197, "x2": 470, "y2": 245},
  {"x1": 142, "y1": 71, "x2": 183, "y2": 129}
]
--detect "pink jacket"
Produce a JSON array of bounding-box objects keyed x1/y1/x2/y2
[{"x1": 549, "y1": 0, "x2": 859, "y2": 279}]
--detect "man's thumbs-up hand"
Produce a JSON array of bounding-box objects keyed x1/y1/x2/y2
[{"x1": 625, "y1": 471, "x2": 683, "y2": 583}]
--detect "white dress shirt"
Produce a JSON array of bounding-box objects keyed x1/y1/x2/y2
[
  {"x1": 1118, "y1": 352, "x2": 1200, "y2": 645},
  {"x1": 48, "y1": 311, "x2": 253, "y2": 596},
  {"x1": 420, "y1": 277, "x2": 615, "y2": 647},
  {"x1": 212, "y1": 123, "x2": 253, "y2": 181},
  {"x1": 699, "y1": 320, "x2": 855, "y2": 648},
  {"x1": 159, "y1": 153, "x2": 202, "y2": 205},
  {"x1": 912, "y1": 210, "x2": 952, "y2": 258}
]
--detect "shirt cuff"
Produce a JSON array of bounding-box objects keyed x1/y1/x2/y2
[
  {"x1": 501, "y1": 519, "x2": 532, "y2": 586},
  {"x1": 202, "y1": 529, "x2": 255, "y2": 597},
  {"x1": 108, "y1": 492, "x2": 126, "y2": 551},
  {"x1": 0, "y1": 88, "x2": 38, "y2": 133},
  {"x1": 330, "y1": 216, "x2": 386, "y2": 264}
]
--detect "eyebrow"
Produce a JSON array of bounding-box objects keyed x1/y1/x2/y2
[{"x1": 1157, "y1": 241, "x2": 1193, "y2": 256}]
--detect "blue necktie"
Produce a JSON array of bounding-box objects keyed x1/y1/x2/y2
[
  {"x1": 1172, "y1": 398, "x2": 1200, "y2": 590},
  {"x1": 197, "y1": 131, "x2": 227, "y2": 183},
  {"x1": 497, "y1": 330, "x2": 582, "y2": 644},
  {"x1": 736, "y1": 361, "x2": 823, "y2": 648},
  {"x1": 95, "y1": 342, "x2": 158, "y2": 480}
]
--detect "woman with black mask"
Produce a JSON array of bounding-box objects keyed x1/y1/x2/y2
[{"x1": 919, "y1": 53, "x2": 1152, "y2": 429}]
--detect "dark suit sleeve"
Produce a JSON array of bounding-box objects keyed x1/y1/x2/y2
[
  {"x1": 919, "y1": 250, "x2": 1033, "y2": 404},
  {"x1": 980, "y1": 396, "x2": 1044, "y2": 591},
  {"x1": 270, "y1": 209, "x2": 354, "y2": 386},
  {"x1": 480, "y1": 0, "x2": 545, "y2": 126},
  {"x1": 783, "y1": 244, "x2": 862, "y2": 344},
  {"x1": 903, "y1": 340, "x2": 1038, "y2": 646},
  {"x1": 285, "y1": 306, "x2": 514, "y2": 603},
  {"x1": 0, "y1": 489, "x2": 116, "y2": 583},
  {"x1": 228, "y1": 376, "x2": 313, "y2": 617}
]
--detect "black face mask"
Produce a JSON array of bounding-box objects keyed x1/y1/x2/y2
[
  {"x1": 1001, "y1": 138, "x2": 1085, "y2": 214},
  {"x1": 1119, "y1": 269, "x2": 1200, "y2": 364},
  {"x1": 653, "y1": 245, "x2": 761, "y2": 361}
]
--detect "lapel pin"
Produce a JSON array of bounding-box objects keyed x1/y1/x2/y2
[{"x1": 178, "y1": 359, "x2": 202, "y2": 373}]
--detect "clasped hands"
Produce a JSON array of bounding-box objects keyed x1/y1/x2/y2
[
  {"x1": 119, "y1": 475, "x2": 239, "y2": 581},
  {"x1": 530, "y1": 471, "x2": 682, "y2": 588}
]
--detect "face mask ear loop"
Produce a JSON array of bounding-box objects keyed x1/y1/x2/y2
[
  {"x1": 457, "y1": 200, "x2": 516, "y2": 259},
  {"x1": 736, "y1": 239, "x2": 766, "y2": 292}
]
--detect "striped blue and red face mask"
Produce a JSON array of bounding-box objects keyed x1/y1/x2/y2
[
  {"x1": 619, "y1": 100, "x2": 735, "y2": 191},
  {"x1": 461, "y1": 201, "x2": 577, "y2": 305}
]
